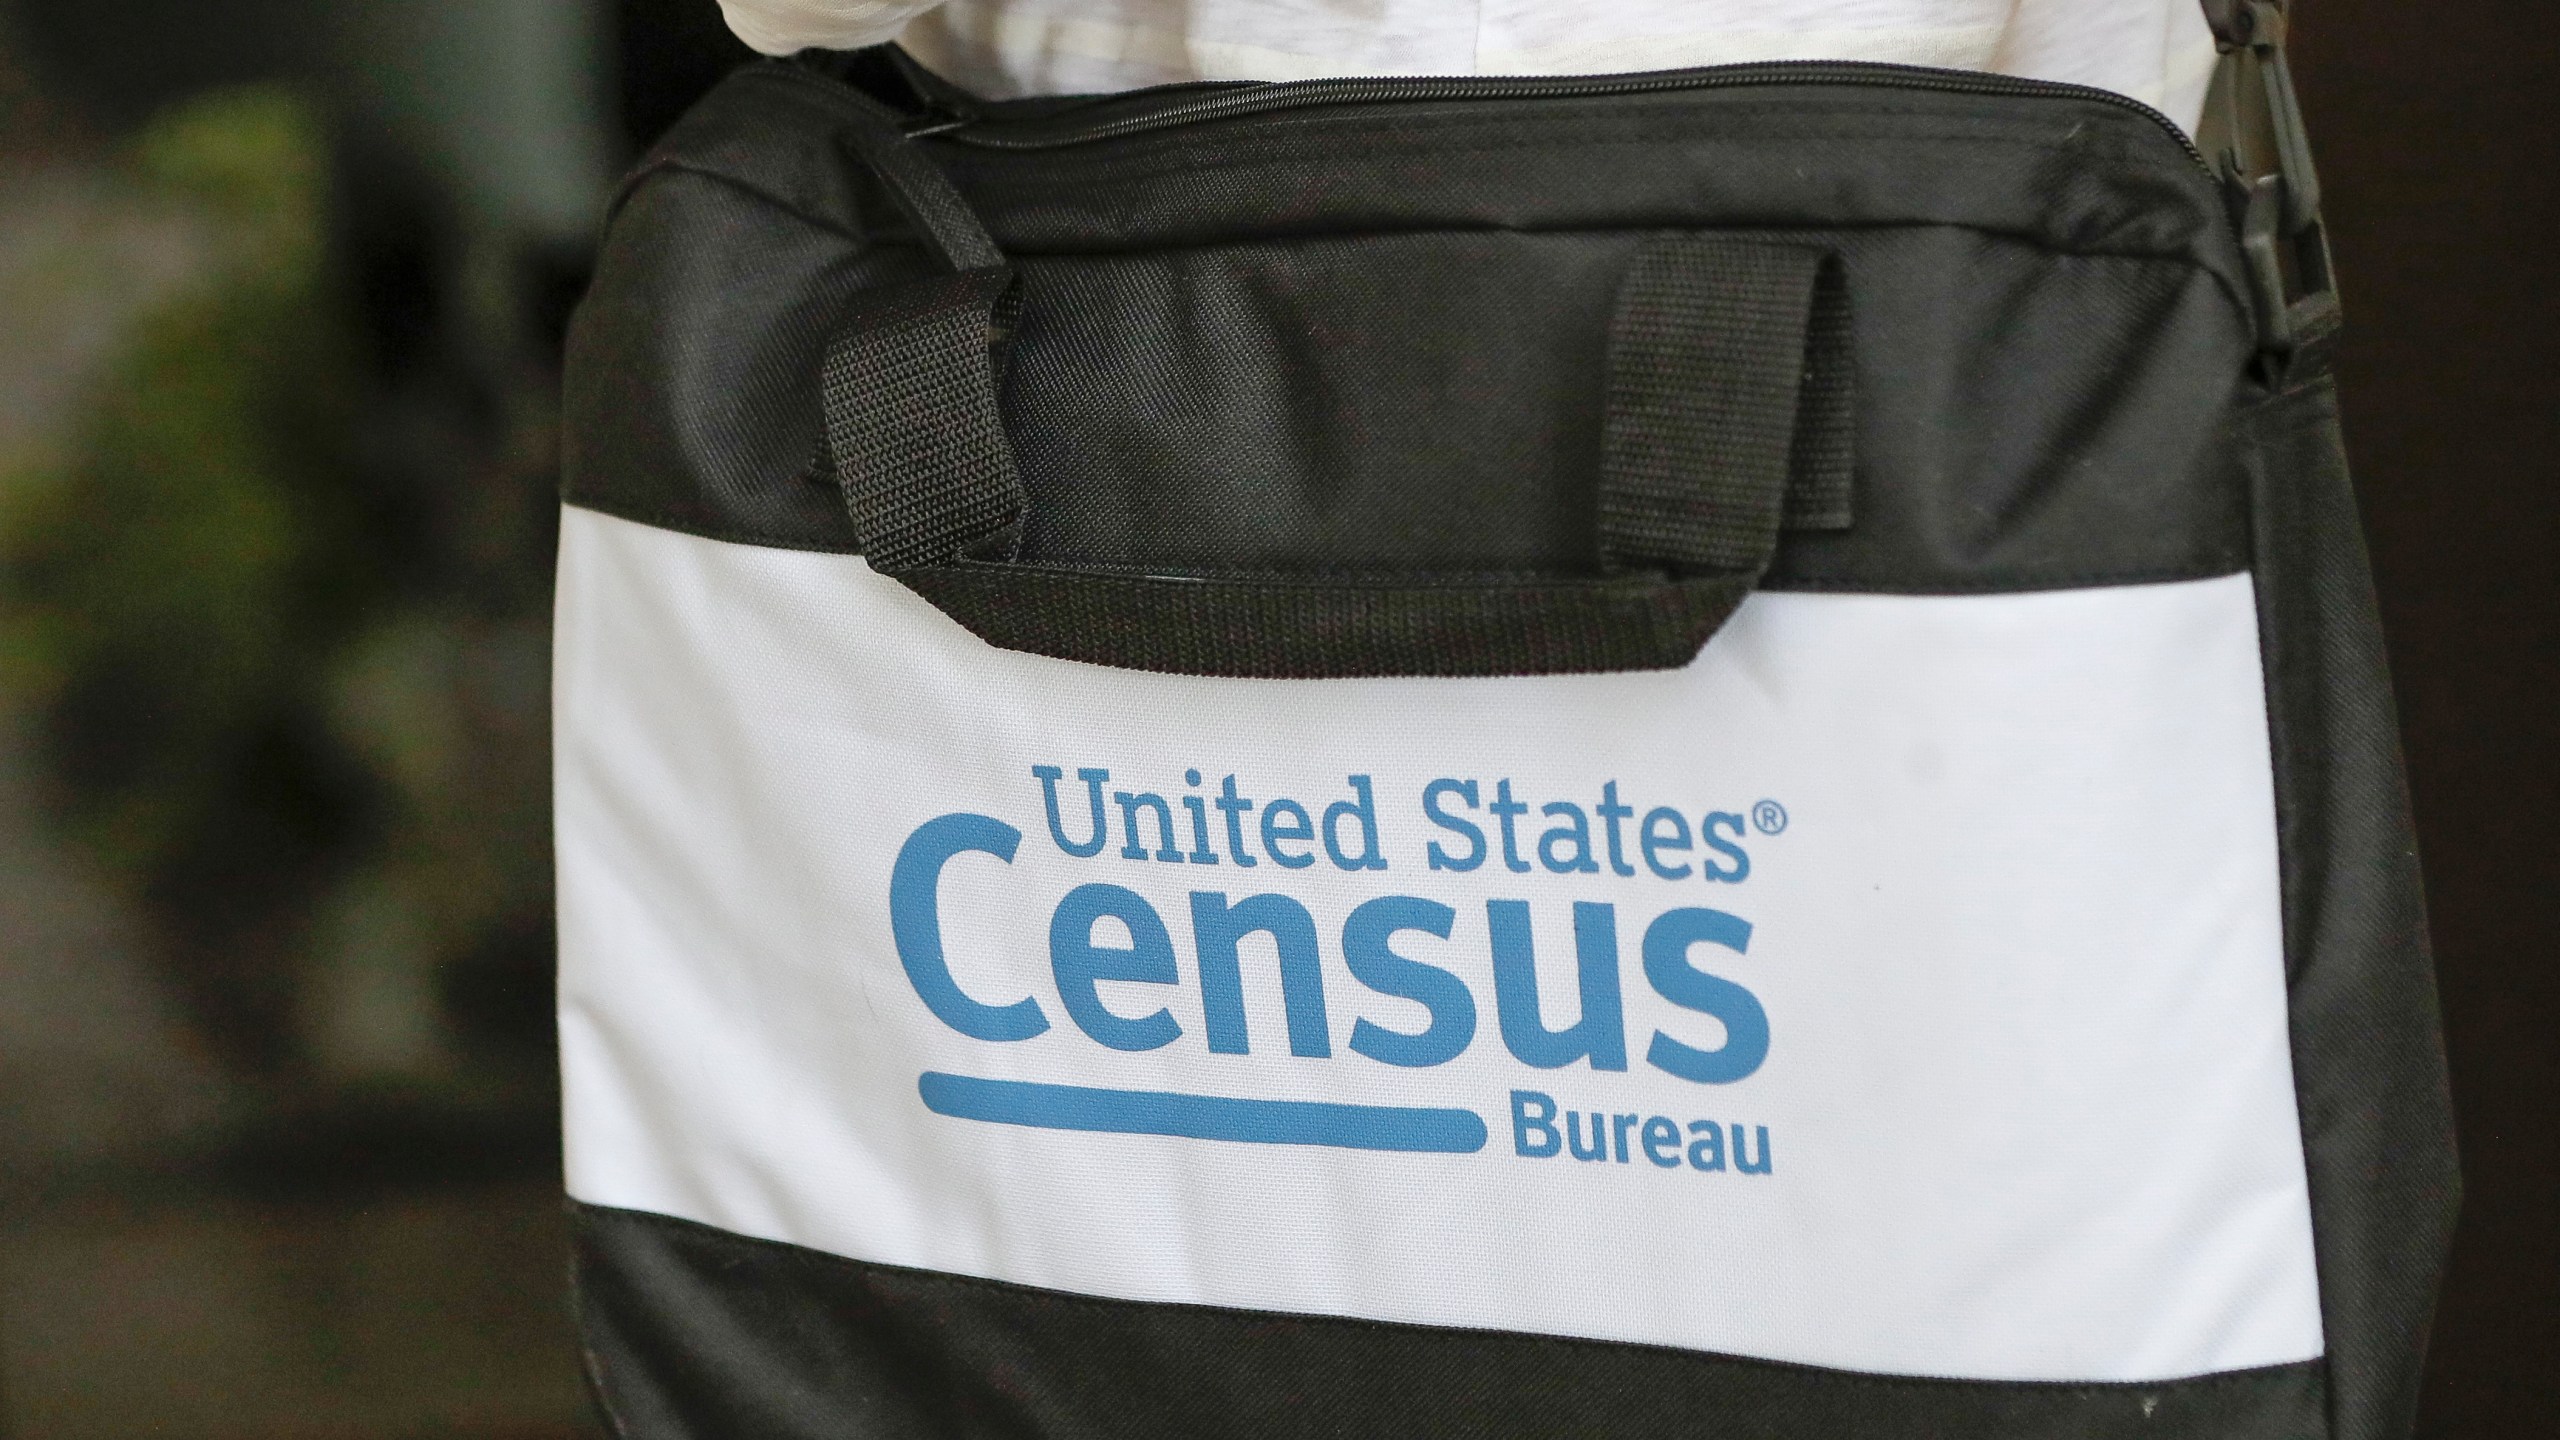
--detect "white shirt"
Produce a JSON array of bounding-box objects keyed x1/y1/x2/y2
[{"x1": 716, "y1": 0, "x2": 2221, "y2": 135}]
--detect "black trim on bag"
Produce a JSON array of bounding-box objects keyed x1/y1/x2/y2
[
  {"x1": 2244, "y1": 375, "x2": 2460, "y2": 1440},
  {"x1": 562, "y1": 65, "x2": 2257, "y2": 606},
  {"x1": 572, "y1": 1200, "x2": 2329, "y2": 1440}
]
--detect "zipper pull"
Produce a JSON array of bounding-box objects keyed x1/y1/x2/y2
[{"x1": 2201, "y1": 1, "x2": 2338, "y2": 373}]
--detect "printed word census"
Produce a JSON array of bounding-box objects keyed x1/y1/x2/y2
[{"x1": 892, "y1": 768, "x2": 1780, "y2": 1089}]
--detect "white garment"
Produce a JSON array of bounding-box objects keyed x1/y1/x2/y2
[{"x1": 716, "y1": 0, "x2": 2221, "y2": 135}]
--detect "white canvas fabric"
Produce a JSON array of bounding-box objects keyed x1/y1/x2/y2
[
  {"x1": 716, "y1": 0, "x2": 2222, "y2": 136},
  {"x1": 555, "y1": 505, "x2": 2322, "y2": 1383}
]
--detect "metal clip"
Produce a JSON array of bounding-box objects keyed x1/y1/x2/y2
[{"x1": 2201, "y1": 1, "x2": 2339, "y2": 367}]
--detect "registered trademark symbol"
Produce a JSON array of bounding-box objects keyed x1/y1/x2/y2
[{"x1": 1751, "y1": 800, "x2": 1789, "y2": 836}]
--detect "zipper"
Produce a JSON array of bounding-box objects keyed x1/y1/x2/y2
[
  {"x1": 903, "y1": 62, "x2": 2210, "y2": 174},
  {"x1": 864, "y1": 41, "x2": 2333, "y2": 366}
]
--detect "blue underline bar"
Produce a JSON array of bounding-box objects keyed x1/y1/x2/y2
[{"x1": 918, "y1": 1073, "x2": 1489, "y2": 1154}]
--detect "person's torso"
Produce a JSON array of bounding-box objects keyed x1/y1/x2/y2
[{"x1": 906, "y1": 0, "x2": 2220, "y2": 132}]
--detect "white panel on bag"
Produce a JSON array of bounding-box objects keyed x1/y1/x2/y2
[{"x1": 553, "y1": 506, "x2": 2321, "y2": 1383}]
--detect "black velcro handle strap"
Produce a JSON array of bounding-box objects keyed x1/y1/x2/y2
[
  {"x1": 821, "y1": 267, "x2": 1026, "y2": 572},
  {"x1": 1601, "y1": 239, "x2": 1852, "y2": 573},
  {"x1": 810, "y1": 112, "x2": 1854, "y2": 677},
  {"x1": 822, "y1": 244, "x2": 1851, "y2": 678}
]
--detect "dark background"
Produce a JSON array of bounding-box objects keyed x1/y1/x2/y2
[
  {"x1": 2292, "y1": 3, "x2": 2560, "y2": 1435},
  {"x1": 0, "y1": 1, "x2": 2549, "y2": 1435}
]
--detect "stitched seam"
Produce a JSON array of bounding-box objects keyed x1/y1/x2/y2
[
  {"x1": 561, "y1": 499, "x2": 2245, "y2": 595},
  {"x1": 560, "y1": 496, "x2": 864, "y2": 556}
]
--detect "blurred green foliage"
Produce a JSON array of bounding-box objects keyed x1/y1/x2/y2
[
  {"x1": 6, "y1": 92, "x2": 355, "y2": 878},
  {"x1": 1, "y1": 87, "x2": 557, "y2": 1088}
]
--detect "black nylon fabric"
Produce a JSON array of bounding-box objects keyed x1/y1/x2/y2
[
  {"x1": 933, "y1": 97, "x2": 2239, "y2": 266},
  {"x1": 572, "y1": 1201, "x2": 2330, "y2": 1440},
  {"x1": 822, "y1": 92, "x2": 1007, "y2": 273},
  {"x1": 563, "y1": 166, "x2": 897, "y2": 553},
  {"x1": 564, "y1": 64, "x2": 2254, "y2": 591},
  {"x1": 2245, "y1": 377, "x2": 2460, "y2": 1440},
  {"x1": 1001, "y1": 232, "x2": 1626, "y2": 574},
  {"x1": 1600, "y1": 239, "x2": 1838, "y2": 573}
]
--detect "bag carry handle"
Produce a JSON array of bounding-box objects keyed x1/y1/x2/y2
[{"x1": 816, "y1": 91, "x2": 1853, "y2": 680}]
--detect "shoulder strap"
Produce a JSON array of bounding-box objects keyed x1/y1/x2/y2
[{"x1": 2197, "y1": 0, "x2": 2338, "y2": 375}]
